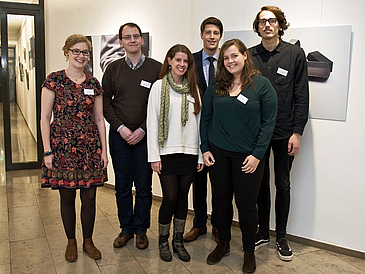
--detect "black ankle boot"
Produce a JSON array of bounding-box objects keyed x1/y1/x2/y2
[
  {"x1": 242, "y1": 251, "x2": 256, "y2": 273},
  {"x1": 206, "y1": 240, "x2": 230, "y2": 265},
  {"x1": 172, "y1": 232, "x2": 190, "y2": 262}
]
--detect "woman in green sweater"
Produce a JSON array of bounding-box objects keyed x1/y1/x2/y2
[{"x1": 200, "y1": 39, "x2": 277, "y2": 273}]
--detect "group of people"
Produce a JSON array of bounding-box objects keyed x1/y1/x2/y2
[{"x1": 40, "y1": 5, "x2": 308, "y2": 274}]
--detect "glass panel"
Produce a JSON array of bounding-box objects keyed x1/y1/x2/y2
[
  {"x1": 1, "y1": 0, "x2": 39, "y2": 4},
  {"x1": 8, "y1": 14, "x2": 37, "y2": 163}
]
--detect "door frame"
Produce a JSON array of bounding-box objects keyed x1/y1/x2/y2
[{"x1": 1, "y1": 1, "x2": 45, "y2": 170}]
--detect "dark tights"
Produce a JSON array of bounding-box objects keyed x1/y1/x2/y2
[
  {"x1": 59, "y1": 187, "x2": 97, "y2": 240},
  {"x1": 158, "y1": 173, "x2": 194, "y2": 224}
]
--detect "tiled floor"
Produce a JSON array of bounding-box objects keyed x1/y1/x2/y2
[
  {"x1": 1, "y1": 103, "x2": 365, "y2": 273},
  {"x1": 0, "y1": 170, "x2": 365, "y2": 274}
]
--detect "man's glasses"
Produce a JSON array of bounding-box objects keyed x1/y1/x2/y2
[
  {"x1": 68, "y1": 49, "x2": 90, "y2": 56},
  {"x1": 258, "y1": 18, "x2": 278, "y2": 26},
  {"x1": 121, "y1": 34, "x2": 142, "y2": 40}
]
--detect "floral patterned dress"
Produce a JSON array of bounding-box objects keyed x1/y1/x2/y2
[{"x1": 41, "y1": 70, "x2": 108, "y2": 189}]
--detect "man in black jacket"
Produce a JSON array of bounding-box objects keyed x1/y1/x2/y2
[
  {"x1": 183, "y1": 17, "x2": 223, "y2": 244},
  {"x1": 249, "y1": 6, "x2": 309, "y2": 262}
]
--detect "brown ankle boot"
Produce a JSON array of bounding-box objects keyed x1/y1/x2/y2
[
  {"x1": 242, "y1": 251, "x2": 256, "y2": 273},
  {"x1": 65, "y1": 239, "x2": 77, "y2": 262},
  {"x1": 83, "y1": 238, "x2": 101, "y2": 260}
]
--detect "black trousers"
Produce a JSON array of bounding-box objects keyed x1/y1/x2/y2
[
  {"x1": 209, "y1": 146, "x2": 265, "y2": 253},
  {"x1": 257, "y1": 138, "x2": 294, "y2": 240}
]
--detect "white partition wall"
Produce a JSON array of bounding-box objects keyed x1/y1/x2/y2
[{"x1": 44, "y1": 0, "x2": 365, "y2": 254}]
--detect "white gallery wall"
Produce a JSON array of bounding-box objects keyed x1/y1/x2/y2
[{"x1": 44, "y1": 0, "x2": 365, "y2": 254}]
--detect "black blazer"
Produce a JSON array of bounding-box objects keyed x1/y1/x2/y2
[{"x1": 193, "y1": 50, "x2": 208, "y2": 96}]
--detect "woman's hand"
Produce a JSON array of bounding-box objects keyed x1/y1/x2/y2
[
  {"x1": 197, "y1": 163, "x2": 204, "y2": 172},
  {"x1": 44, "y1": 154, "x2": 54, "y2": 169},
  {"x1": 151, "y1": 161, "x2": 162, "y2": 174},
  {"x1": 241, "y1": 155, "x2": 260, "y2": 173},
  {"x1": 101, "y1": 151, "x2": 109, "y2": 169},
  {"x1": 203, "y1": 151, "x2": 215, "y2": 167}
]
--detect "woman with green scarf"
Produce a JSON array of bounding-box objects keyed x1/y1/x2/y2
[{"x1": 147, "y1": 44, "x2": 203, "y2": 262}]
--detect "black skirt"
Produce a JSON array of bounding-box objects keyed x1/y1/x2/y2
[{"x1": 160, "y1": 153, "x2": 198, "y2": 175}]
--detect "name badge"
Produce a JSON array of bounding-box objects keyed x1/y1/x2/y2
[
  {"x1": 140, "y1": 80, "x2": 151, "y2": 89},
  {"x1": 84, "y1": 89, "x2": 94, "y2": 95},
  {"x1": 187, "y1": 95, "x2": 195, "y2": 103},
  {"x1": 277, "y1": 67, "x2": 288, "y2": 77},
  {"x1": 237, "y1": 94, "x2": 249, "y2": 104}
]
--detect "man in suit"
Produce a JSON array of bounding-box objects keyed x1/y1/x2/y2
[{"x1": 183, "y1": 17, "x2": 223, "y2": 243}]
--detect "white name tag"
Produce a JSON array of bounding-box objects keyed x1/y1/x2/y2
[
  {"x1": 237, "y1": 94, "x2": 249, "y2": 104},
  {"x1": 84, "y1": 89, "x2": 94, "y2": 95},
  {"x1": 187, "y1": 95, "x2": 195, "y2": 103},
  {"x1": 140, "y1": 80, "x2": 151, "y2": 89},
  {"x1": 277, "y1": 67, "x2": 288, "y2": 77}
]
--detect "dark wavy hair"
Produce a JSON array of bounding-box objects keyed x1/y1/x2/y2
[
  {"x1": 159, "y1": 44, "x2": 201, "y2": 114},
  {"x1": 215, "y1": 39, "x2": 259, "y2": 97},
  {"x1": 253, "y1": 6, "x2": 290, "y2": 37}
]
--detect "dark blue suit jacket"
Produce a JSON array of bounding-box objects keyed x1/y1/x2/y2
[{"x1": 193, "y1": 50, "x2": 208, "y2": 96}]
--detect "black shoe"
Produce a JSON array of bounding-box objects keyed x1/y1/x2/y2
[
  {"x1": 275, "y1": 238, "x2": 293, "y2": 261},
  {"x1": 206, "y1": 240, "x2": 230, "y2": 265},
  {"x1": 172, "y1": 233, "x2": 190, "y2": 262},
  {"x1": 159, "y1": 235, "x2": 172, "y2": 262},
  {"x1": 255, "y1": 233, "x2": 270, "y2": 250}
]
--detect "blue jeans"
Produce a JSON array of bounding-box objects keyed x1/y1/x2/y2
[
  {"x1": 109, "y1": 129, "x2": 152, "y2": 234},
  {"x1": 258, "y1": 137, "x2": 294, "y2": 240}
]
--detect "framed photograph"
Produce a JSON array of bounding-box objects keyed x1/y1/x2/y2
[{"x1": 29, "y1": 36, "x2": 35, "y2": 69}]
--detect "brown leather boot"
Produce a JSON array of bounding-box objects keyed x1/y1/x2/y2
[
  {"x1": 242, "y1": 251, "x2": 256, "y2": 273},
  {"x1": 83, "y1": 238, "x2": 101, "y2": 260},
  {"x1": 206, "y1": 240, "x2": 230, "y2": 265},
  {"x1": 65, "y1": 239, "x2": 77, "y2": 262}
]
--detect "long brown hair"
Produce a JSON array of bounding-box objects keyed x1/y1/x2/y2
[
  {"x1": 215, "y1": 39, "x2": 259, "y2": 96},
  {"x1": 160, "y1": 44, "x2": 201, "y2": 114}
]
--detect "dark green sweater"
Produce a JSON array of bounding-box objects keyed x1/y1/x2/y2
[
  {"x1": 102, "y1": 57, "x2": 161, "y2": 132},
  {"x1": 200, "y1": 74, "x2": 277, "y2": 160}
]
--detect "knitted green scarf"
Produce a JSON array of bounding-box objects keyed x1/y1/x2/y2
[{"x1": 158, "y1": 71, "x2": 190, "y2": 147}]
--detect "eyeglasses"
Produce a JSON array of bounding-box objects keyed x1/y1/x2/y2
[
  {"x1": 68, "y1": 49, "x2": 90, "y2": 56},
  {"x1": 258, "y1": 18, "x2": 278, "y2": 26},
  {"x1": 121, "y1": 34, "x2": 142, "y2": 40}
]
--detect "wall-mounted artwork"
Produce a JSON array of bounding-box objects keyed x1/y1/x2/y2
[
  {"x1": 23, "y1": 47, "x2": 27, "y2": 63},
  {"x1": 19, "y1": 61, "x2": 24, "y2": 82},
  {"x1": 224, "y1": 25, "x2": 352, "y2": 122},
  {"x1": 25, "y1": 69, "x2": 29, "y2": 90},
  {"x1": 84, "y1": 33, "x2": 150, "y2": 77},
  {"x1": 29, "y1": 36, "x2": 35, "y2": 69}
]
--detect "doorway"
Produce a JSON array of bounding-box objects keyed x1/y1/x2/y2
[{"x1": 1, "y1": 4, "x2": 45, "y2": 170}]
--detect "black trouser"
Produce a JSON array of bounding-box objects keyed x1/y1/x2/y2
[
  {"x1": 257, "y1": 138, "x2": 294, "y2": 240},
  {"x1": 209, "y1": 146, "x2": 265, "y2": 253},
  {"x1": 192, "y1": 167, "x2": 217, "y2": 228}
]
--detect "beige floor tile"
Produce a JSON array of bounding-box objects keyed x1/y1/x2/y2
[
  {"x1": 0, "y1": 221, "x2": 9, "y2": 242},
  {"x1": 9, "y1": 218, "x2": 46, "y2": 242},
  {"x1": 9, "y1": 205, "x2": 41, "y2": 223},
  {"x1": 331, "y1": 252, "x2": 365, "y2": 272},
  {"x1": 0, "y1": 264, "x2": 11, "y2": 274},
  {"x1": 11, "y1": 238, "x2": 56, "y2": 274},
  {"x1": 99, "y1": 260, "x2": 146, "y2": 274},
  {"x1": 297, "y1": 250, "x2": 365, "y2": 273},
  {"x1": 133, "y1": 247, "x2": 191, "y2": 274},
  {"x1": 52, "y1": 253, "x2": 101, "y2": 274},
  {"x1": 0, "y1": 240, "x2": 10, "y2": 265}
]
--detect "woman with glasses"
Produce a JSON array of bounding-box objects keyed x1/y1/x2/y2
[
  {"x1": 200, "y1": 39, "x2": 277, "y2": 273},
  {"x1": 147, "y1": 44, "x2": 203, "y2": 262},
  {"x1": 40, "y1": 34, "x2": 108, "y2": 262}
]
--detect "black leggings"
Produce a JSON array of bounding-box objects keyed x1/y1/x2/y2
[
  {"x1": 209, "y1": 146, "x2": 265, "y2": 253},
  {"x1": 59, "y1": 187, "x2": 97, "y2": 240},
  {"x1": 158, "y1": 173, "x2": 194, "y2": 225}
]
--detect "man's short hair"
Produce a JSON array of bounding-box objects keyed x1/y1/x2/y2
[
  {"x1": 119, "y1": 22, "x2": 142, "y2": 40},
  {"x1": 253, "y1": 6, "x2": 290, "y2": 37},
  {"x1": 200, "y1": 17, "x2": 223, "y2": 37}
]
